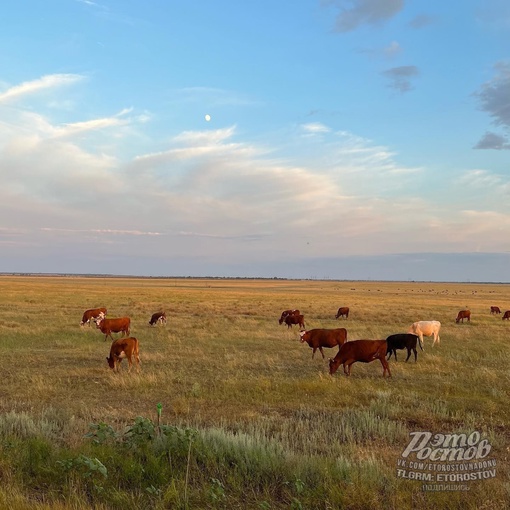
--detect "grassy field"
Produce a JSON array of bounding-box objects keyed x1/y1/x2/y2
[{"x1": 0, "y1": 276, "x2": 508, "y2": 509}]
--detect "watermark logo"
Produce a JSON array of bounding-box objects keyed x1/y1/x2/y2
[{"x1": 397, "y1": 431, "x2": 497, "y2": 492}]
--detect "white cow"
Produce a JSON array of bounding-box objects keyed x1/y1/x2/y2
[{"x1": 408, "y1": 320, "x2": 441, "y2": 348}]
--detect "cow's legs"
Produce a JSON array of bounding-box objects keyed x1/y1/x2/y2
[{"x1": 380, "y1": 357, "x2": 391, "y2": 377}]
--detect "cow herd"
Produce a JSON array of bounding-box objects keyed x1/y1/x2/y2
[
  {"x1": 79, "y1": 307, "x2": 167, "y2": 373},
  {"x1": 280, "y1": 304, "x2": 509, "y2": 379},
  {"x1": 81, "y1": 302, "x2": 508, "y2": 376}
]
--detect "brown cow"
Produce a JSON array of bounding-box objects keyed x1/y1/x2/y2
[
  {"x1": 455, "y1": 310, "x2": 471, "y2": 323},
  {"x1": 329, "y1": 340, "x2": 391, "y2": 378},
  {"x1": 80, "y1": 307, "x2": 107, "y2": 327},
  {"x1": 149, "y1": 311, "x2": 167, "y2": 326},
  {"x1": 490, "y1": 306, "x2": 501, "y2": 315},
  {"x1": 106, "y1": 337, "x2": 140, "y2": 373},
  {"x1": 299, "y1": 328, "x2": 348, "y2": 359},
  {"x1": 279, "y1": 309, "x2": 300, "y2": 325},
  {"x1": 503, "y1": 311, "x2": 510, "y2": 320},
  {"x1": 96, "y1": 317, "x2": 131, "y2": 341},
  {"x1": 335, "y1": 306, "x2": 349, "y2": 319},
  {"x1": 284, "y1": 313, "x2": 305, "y2": 329}
]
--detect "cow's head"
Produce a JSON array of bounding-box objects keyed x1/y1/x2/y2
[
  {"x1": 328, "y1": 357, "x2": 341, "y2": 375},
  {"x1": 94, "y1": 317, "x2": 104, "y2": 328},
  {"x1": 299, "y1": 331, "x2": 308, "y2": 343},
  {"x1": 106, "y1": 356, "x2": 115, "y2": 369}
]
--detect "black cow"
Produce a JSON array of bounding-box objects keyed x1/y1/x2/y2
[{"x1": 386, "y1": 333, "x2": 422, "y2": 362}]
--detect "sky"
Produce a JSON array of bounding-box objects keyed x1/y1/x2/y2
[{"x1": 0, "y1": 0, "x2": 509, "y2": 281}]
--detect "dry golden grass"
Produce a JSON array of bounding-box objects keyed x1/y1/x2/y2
[{"x1": 0, "y1": 276, "x2": 509, "y2": 508}]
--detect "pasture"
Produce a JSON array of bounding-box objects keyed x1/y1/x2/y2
[{"x1": 0, "y1": 276, "x2": 508, "y2": 509}]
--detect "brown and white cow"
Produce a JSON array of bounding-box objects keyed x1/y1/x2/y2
[
  {"x1": 284, "y1": 313, "x2": 305, "y2": 329},
  {"x1": 329, "y1": 340, "x2": 391, "y2": 378},
  {"x1": 408, "y1": 321, "x2": 441, "y2": 349},
  {"x1": 80, "y1": 307, "x2": 107, "y2": 327},
  {"x1": 149, "y1": 311, "x2": 167, "y2": 326},
  {"x1": 455, "y1": 310, "x2": 471, "y2": 323},
  {"x1": 96, "y1": 317, "x2": 131, "y2": 342},
  {"x1": 106, "y1": 337, "x2": 140, "y2": 373},
  {"x1": 299, "y1": 328, "x2": 347, "y2": 359},
  {"x1": 279, "y1": 309, "x2": 300, "y2": 325},
  {"x1": 335, "y1": 306, "x2": 349, "y2": 319},
  {"x1": 502, "y1": 311, "x2": 510, "y2": 320},
  {"x1": 490, "y1": 306, "x2": 501, "y2": 315}
]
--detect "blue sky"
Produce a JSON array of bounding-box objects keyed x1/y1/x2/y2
[{"x1": 1, "y1": 0, "x2": 509, "y2": 281}]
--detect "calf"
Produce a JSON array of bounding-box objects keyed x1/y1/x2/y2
[
  {"x1": 455, "y1": 310, "x2": 471, "y2": 323},
  {"x1": 279, "y1": 309, "x2": 300, "y2": 325},
  {"x1": 149, "y1": 311, "x2": 167, "y2": 326},
  {"x1": 80, "y1": 307, "x2": 107, "y2": 327},
  {"x1": 96, "y1": 317, "x2": 131, "y2": 342},
  {"x1": 106, "y1": 337, "x2": 140, "y2": 373},
  {"x1": 329, "y1": 340, "x2": 391, "y2": 377},
  {"x1": 386, "y1": 333, "x2": 422, "y2": 362},
  {"x1": 299, "y1": 328, "x2": 347, "y2": 359},
  {"x1": 284, "y1": 313, "x2": 305, "y2": 329},
  {"x1": 503, "y1": 311, "x2": 510, "y2": 320},
  {"x1": 490, "y1": 306, "x2": 501, "y2": 315},
  {"x1": 335, "y1": 306, "x2": 349, "y2": 319}
]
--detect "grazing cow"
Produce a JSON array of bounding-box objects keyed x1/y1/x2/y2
[
  {"x1": 284, "y1": 313, "x2": 305, "y2": 329},
  {"x1": 491, "y1": 306, "x2": 501, "y2": 315},
  {"x1": 503, "y1": 311, "x2": 510, "y2": 320},
  {"x1": 80, "y1": 307, "x2": 107, "y2": 327},
  {"x1": 106, "y1": 337, "x2": 140, "y2": 373},
  {"x1": 149, "y1": 311, "x2": 167, "y2": 326},
  {"x1": 408, "y1": 321, "x2": 441, "y2": 348},
  {"x1": 329, "y1": 340, "x2": 391, "y2": 378},
  {"x1": 279, "y1": 309, "x2": 300, "y2": 325},
  {"x1": 386, "y1": 333, "x2": 422, "y2": 362},
  {"x1": 299, "y1": 328, "x2": 347, "y2": 359},
  {"x1": 335, "y1": 307, "x2": 350, "y2": 319},
  {"x1": 96, "y1": 317, "x2": 131, "y2": 342},
  {"x1": 455, "y1": 310, "x2": 471, "y2": 323}
]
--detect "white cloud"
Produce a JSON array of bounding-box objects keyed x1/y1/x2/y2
[
  {"x1": 0, "y1": 74, "x2": 83, "y2": 103},
  {"x1": 301, "y1": 122, "x2": 331, "y2": 134}
]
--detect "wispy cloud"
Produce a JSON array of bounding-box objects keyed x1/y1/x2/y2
[
  {"x1": 53, "y1": 109, "x2": 134, "y2": 139},
  {"x1": 41, "y1": 228, "x2": 163, "y2": 236},
  {"x1": 0, "y1": 74, "x2": 83, "y2": 103},
  {"x1": 301, "y1": 122, "x2": 331, "y2": 134}
]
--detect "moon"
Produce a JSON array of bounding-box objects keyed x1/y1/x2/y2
[{"x1": 205, "y1": 114, "x2": 211, "y2": 122}]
